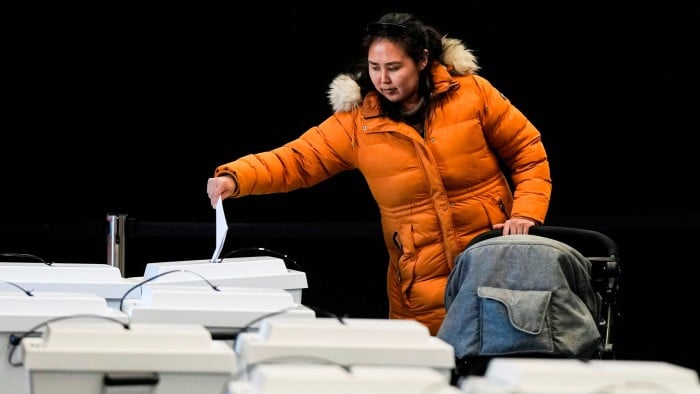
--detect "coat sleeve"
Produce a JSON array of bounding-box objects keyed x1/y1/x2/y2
[
  {"x1": 214, "y1": 113, "x2": 357, "y2": 197},
  {"x1": 473, "y1": 75, "x2": 552, "y2": 224}
]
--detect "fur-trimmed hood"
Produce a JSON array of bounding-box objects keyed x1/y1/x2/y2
[{"x1": 327, "y1": 37, "x2": 480, "y2": 112}]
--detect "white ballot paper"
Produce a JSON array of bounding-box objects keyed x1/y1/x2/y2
[{"x1": 211, "y1": 197, "x2": 228, "y2": 262}]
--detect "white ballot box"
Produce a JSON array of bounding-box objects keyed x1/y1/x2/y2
[
  {"x1": 460, "y1": 357, "x2": 700, "y2": 394},
  {"x1": 21, "y1": 322, "x2": 236, "y2": 394},
  {"x1": 225, "y1": 364, "x2": 462, "y2": 394},
  {"x1": 0, "y1": 291, "x2": 128, "y2": 394},
  {"x1": 139, "y1": 256, "x2": 308, "y2": 303},
  {"x1": 234, "y1": 317, "x2": 455, "y2": 382},
  {"x1": 0, "y1": 262, "x2": 141, "y2": 308},
  {"x1": 121, "y1": 284, "x2": 316, "y2": 342}
]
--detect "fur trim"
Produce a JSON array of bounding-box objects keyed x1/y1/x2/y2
[
  {"x1": 328, "y1": 73, "x2": 362, "y2": 113},
  {"x1": 327, "y1": 38, "x2": 478, "y2": 113},
  {"x1": 440, "y1": 36, "x2": 480, "y2": 75}
]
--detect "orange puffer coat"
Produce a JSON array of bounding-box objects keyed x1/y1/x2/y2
[{"x1": 214, "y1": 37, "x2": 551, "y2": 335}]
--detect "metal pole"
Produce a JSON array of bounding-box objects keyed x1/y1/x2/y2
[{"x1": 106, "y1": 213, "x2": 127, "y2": 276}]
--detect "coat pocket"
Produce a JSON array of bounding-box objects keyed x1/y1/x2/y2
[{"x1": 477, "y1": 286, "x2": 554, "y2": 355}]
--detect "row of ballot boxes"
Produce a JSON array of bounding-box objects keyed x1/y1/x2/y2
[
  {"x1": 8, "y1": 315, "x2": 700, "y2": 394},
  {"x1": 0, "y1": 258, "x2": 459, "y2": 394},
  {"x1": 14, "y1": 319, "x2": 458, "y2": 394},
  {"x1": 0, "y1": 255, "x2": 307, "y2": 307},
  {"x1": 3, "y1": 258, "x2": 700, "y2": 393}
]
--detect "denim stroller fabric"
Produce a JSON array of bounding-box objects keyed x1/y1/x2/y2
[{"x1": 437, "y1": 234, "x2": 602, "y2": 360}]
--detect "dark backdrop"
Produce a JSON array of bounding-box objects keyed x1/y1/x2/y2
[{"x1": 4, "y1": 1, "x2": 699, "y2": 374}]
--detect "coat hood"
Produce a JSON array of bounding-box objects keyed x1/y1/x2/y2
[{"x1": 327, "y1": 37, "x2": 480, "y2": 113}]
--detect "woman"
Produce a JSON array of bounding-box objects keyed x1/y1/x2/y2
[{"x1": 207, "y1": 12, "x2": 551, "y2": 335}]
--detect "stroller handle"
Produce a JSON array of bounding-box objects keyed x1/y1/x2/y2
[{"x1": 468, "y1": 225, "x2": 620, "y2": 259}]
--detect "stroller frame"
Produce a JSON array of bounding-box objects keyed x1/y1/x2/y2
[{"x1": 447, "y1": 226, "x2": 622, "y2": 379}]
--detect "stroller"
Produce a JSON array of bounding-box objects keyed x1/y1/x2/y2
[{"x1": 437, "y1": 226, "x2": 622, "y2": 378}]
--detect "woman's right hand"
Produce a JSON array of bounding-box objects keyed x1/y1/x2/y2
[{"x1": 207, "y1": 176, "x2": 236, "y2": 208}]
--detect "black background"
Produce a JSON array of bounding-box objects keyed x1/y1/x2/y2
[{"x1": 4, "y1": 1, "x2": 699, "y2": 374}]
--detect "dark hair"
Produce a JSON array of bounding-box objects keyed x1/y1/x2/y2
[{"x1": 353, "y1": 13, "x2": 444, "y2": 120}]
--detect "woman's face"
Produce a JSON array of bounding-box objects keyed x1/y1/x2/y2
[{"x1": 368, "y1": 38, "x2": 422, "y2": 111}]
